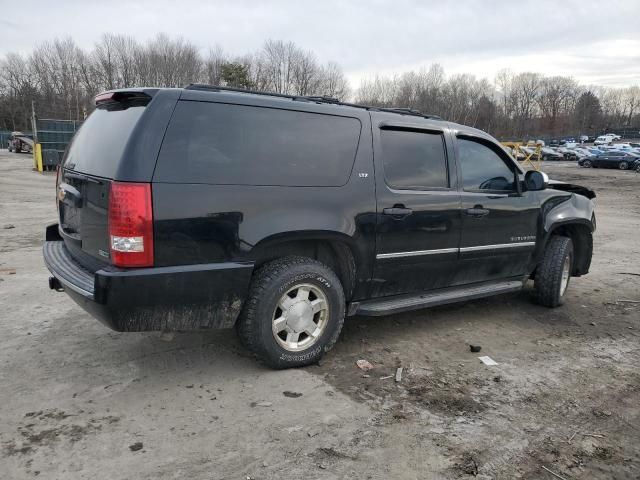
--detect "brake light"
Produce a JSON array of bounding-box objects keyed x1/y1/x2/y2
[
  {"x1": 108, "y1": 182, "x2": 154, "y2": 267},
  {"x1": 95, "y1": 91, "x2": 151, "y2": 106},
  {"x1": 94, "y1": 92, "x2": 115, "y2": 105}
]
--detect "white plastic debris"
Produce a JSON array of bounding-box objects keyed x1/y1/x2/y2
[
  {"x1": 478, "y1": 356, "x2": 499, "y2": 366},
  {"x1": 356, "y1": 359, "x2": 374, "y2": 371}
]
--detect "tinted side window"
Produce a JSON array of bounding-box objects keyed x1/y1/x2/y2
[
  {"x1": 457, "y1": 138, "x2": 515, "y2": 191},
  {"x1": 155, "y1": 101, "x2": 361, "y2": 186},
  {"x1": 380, "y1": 129, "x2": 448, "y2": 189}
]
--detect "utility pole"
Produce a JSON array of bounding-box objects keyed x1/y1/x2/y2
[{"x1": 31, "y1": 101, "x2": 38, "y2": 143}]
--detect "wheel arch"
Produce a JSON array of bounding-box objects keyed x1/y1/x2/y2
[
  {"x1": 542, "y1": 220, "x2": 593, "y2": 276},
  {"x1": 249, "y1": 231, "x2": 365, "y2": 301}
]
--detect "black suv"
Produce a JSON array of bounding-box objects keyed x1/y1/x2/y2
[{"x1": 44, "y1": 86, "x2": 596, "y2": 368}]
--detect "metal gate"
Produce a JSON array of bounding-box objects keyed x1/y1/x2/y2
[{"x1": 34, "y1": 119, "x2": 82, "y2": 171}]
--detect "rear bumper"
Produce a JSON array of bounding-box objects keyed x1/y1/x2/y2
[{"x1": 43, "y1": 231, "x2": 254, "y2": 332}]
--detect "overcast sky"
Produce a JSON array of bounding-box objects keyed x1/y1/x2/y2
[{"x1": 2, "y1": 0, "x2": 639, "y2": 88}]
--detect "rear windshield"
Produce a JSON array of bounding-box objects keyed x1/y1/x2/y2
[
  {"x1": 62, "y1": 102, "x2": 147, "y2": 178},
  {"x1": 154, "y1": 101, "x2": 361, "y2": 186}
]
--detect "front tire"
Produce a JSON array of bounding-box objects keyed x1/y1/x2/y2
[
  {"x1": 236, "y1": 256, "x2": 345, "y2": 369},
  {"x1": 619, "y1": 161, "x2": 629, "y2": 170},
  {"x1": 581, "y1": 160, "x2": 592, "y2": 168},
  {"x1": 534, "y1": 236, "x2": 573, "y2": 308}
]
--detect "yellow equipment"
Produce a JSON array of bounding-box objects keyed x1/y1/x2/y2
[{"x1": 501, "y1": 142, "x2": 542, "y2": 170}]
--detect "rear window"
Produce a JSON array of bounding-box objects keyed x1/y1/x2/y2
[
  {"x1": 63, "y1": 102, "x2": 147, "y2": 178},
  {"x1": 154, "y1": 101, "x2": 361, "y2": 186}
]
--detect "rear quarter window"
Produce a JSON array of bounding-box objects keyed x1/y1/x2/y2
[{"x1": 154, "y1": 101, "x2": 361, "y2": 186}]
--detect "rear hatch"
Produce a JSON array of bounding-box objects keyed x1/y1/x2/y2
[{"x1": 57, "y1": 92, "x2": 151, "y2": 270}]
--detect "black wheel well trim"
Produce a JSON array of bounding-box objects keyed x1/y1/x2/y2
[
  {"x1": 249, "y1": 232, "x2": 362, "y2": 300},
  {"x1": 540, "y1": 220, "x2": 594, "y2": 276}
]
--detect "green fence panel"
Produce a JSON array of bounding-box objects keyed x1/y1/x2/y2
[{"x1": 35, "y1": 119, "x2": 82, "y2": 167}]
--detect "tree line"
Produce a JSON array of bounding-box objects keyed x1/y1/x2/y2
[{"x1": 1, "y1": 33, "x2": 638, "y2": 140}]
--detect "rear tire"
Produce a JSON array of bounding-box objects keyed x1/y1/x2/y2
[
  {"x1": 619, "y1": 161, "x2": 629, "y2": 170},
  {"x1": 534, "y1": 236, "x2": 573, "y2": 308},
  {"x1": 581, "y1": 160, "x2": 592, "y2": 168},
  {"x1": 236, "y1": 256, "x2": 345, "y2": 369}
]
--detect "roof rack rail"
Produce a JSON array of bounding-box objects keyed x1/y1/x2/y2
[
  {"x1": 184, "y1": 84, "x2": 442, "y2": 120},
  {"x1": 186, "y1": 83, "x2": 304, "y2": 101}
]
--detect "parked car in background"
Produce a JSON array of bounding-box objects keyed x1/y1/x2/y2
[
  {"x1": 7, "y1": 132, "x2": 34, "y2": 153},
  {"x1": 541, "y1": 147, "x2": 564, "y2": 161},
  {"x1": 556, "y1": 147, "x2": 578, "y2": 160},
  {"x1": 594, "y1": 135, "x2": 614, "y2": 145},
  {"x1": 586, "y1": 147, "x2": 604, "y2": 156},
  {"x1": 572, "y1": 147, "x2": 595, "y2": 159},
  {"x1": 578, "y1": 151, "x2": 640, "y2": 170},
  {"x1": 611, "y1": 143, "x2": 633, "y2": 151}
]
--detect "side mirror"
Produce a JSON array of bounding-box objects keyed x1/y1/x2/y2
[{"x1": 524, "y1": 170, "x2": 548, "y2": 191}]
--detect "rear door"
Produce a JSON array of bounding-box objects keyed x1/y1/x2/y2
[
  {"x1": 372, "y1": 117, "x2": 461, "y2": 297},
  {"x1": 57, "y1": 94, "x2": 152, "y2": 266},
  {"x1": 454, "y1": 134, "x2": 539, "y2": 284}
]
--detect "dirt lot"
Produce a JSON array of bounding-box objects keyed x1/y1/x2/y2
[{"x1": 0, "y1": 150, "x2": 638, "y2": 480}]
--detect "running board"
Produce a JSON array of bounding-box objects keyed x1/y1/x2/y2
[{"x1": 353, "y1": 280, "x2": 524, "y2": 316}]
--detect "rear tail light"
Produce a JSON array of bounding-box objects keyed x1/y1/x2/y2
[{"x1": 108, "y1": 182, "x2": 154, "y2": 267}]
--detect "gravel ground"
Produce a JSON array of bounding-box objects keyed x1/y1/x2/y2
[{"x1": 0, "y1": 151, "x2": 638, "y2": 480}]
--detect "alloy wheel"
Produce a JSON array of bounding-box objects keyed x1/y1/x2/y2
[{"x1": 272, "y1": 283, "x2": 329, "y2": 352}]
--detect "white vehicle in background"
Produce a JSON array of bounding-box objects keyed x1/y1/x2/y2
[
  {"x1": 594, "y1": 135, "x2": 618, "y2": 145},
  {"x1": 611, "y1": 143, "x2": 633, "y2": 150}
]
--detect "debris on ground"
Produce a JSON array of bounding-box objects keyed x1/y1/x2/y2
[
  {"x1": 159, "y1": 331, "x2": 174, "y2": 342},
  {"x1": 478, "y1": 356, "x2": 498, "y2": 366},
  {"x1": 250, "y1": 401, "x2": 273, "y2": 408},
  {"x1": 129, "y1": 442, "x2": 143, "y2": 452},
  {"x1": 356, "y1": 359, "x2": 374, "y2": 371},
  {"x1": 283, "y1": 391, "x2": 303, "y2": 398},
  {"x1": 456, "y1": 452, "x2": 479, "y2": 475},
  {"x1": 470, "y1": 344, "x2": 482, "y2": 353},
  {"x1": 541, "y1": 465, "x2": 567, "y2": 479},
  {"x1": 316, "y1": 446, "x2": 357, "y2": 460},
  {"x1": 0, "y1": 267, "x2": 16, "y2": 275},
  {"x1": 395, "y1": 367, "x2": 403, "y2": 383},
  {"x1": 3, "y1": 224, "x2": 15, "y2": 229}
]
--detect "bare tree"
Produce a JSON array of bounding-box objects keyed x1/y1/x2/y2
[
  {"x1": 510, "y1": 72, "x2": 542, "y2": 136},
  {"x1": 318, "y1": 62, "x2": 349, "y2": 100},
  {"x1": 202, "y1": 45, "x2": 226, "y2": 86},
  {"x1": 93, "y1": 34, "x2": 118, "y2": 90},
  {"x1": 1, "y1": 32, "x2": 638, "y2": 138}
]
